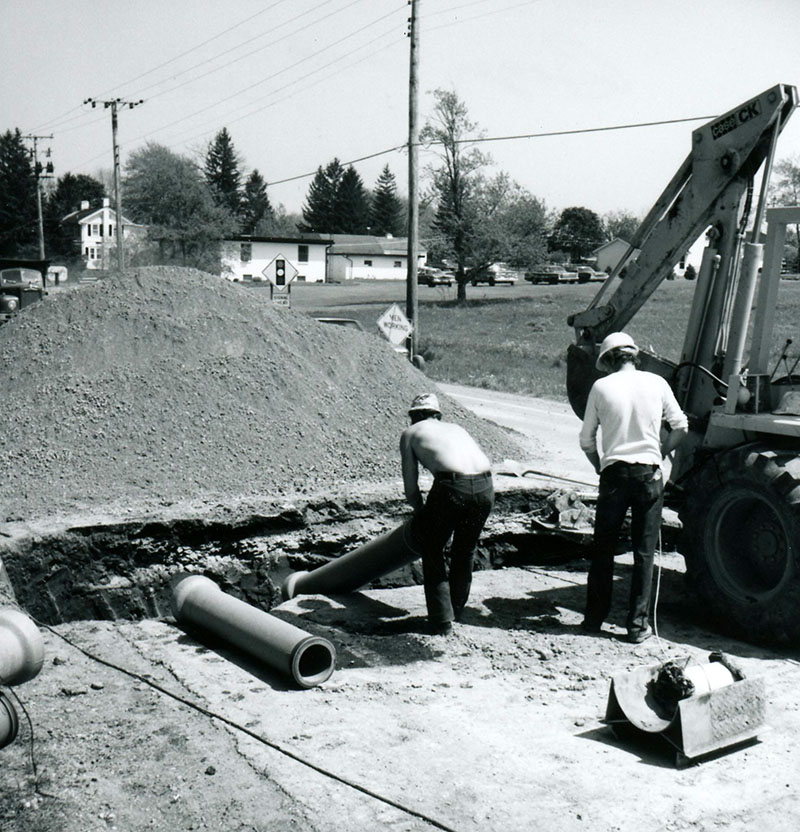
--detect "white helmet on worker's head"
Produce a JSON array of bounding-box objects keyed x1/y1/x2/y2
[
  {"x1": 408, "y1": 392, "x2": 441, "y2": 416},
  {"x1": 596, "y1": 332, "x2": 639, "y2": 371}
]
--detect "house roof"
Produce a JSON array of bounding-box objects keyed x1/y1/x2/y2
[
  {"x1": 228, "y1": 233, "x2": 334, "y2": 246},
  {"x1": 62, "y1": 206, "x2": 139, "y2": 226},
  {"x1": 592, "y1": 237, "x2": 635, "y2": 254},
  {"x1": 227, "y1": 233, "x2": 425, "y2": 257}
]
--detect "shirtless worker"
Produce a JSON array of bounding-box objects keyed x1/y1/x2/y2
[
  {"x1": 579, "y1": 333, "x2": 688, "y2": 643},
  {"x1": 400, "y1": 393, "x2": 495, "y2": 635}
]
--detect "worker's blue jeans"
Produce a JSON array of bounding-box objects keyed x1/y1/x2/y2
[
  {"x1": 585, "y1": 462, "x2": 664, "y2": 636},
  {"x1": 419, "y1": 472, "x2": 494, "y2": 625}
]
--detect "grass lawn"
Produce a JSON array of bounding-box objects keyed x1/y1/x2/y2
[{"x1": 290, "y1": 278, "x2": 800, "y2": 402}]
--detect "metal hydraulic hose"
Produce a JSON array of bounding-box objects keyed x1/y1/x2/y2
[{"x1": 171, "y1": 575, "x2": 335, "y2": 689}]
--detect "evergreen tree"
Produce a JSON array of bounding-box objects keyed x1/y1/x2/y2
[
  {"x1": 335, "y1": 166, "x2": 371, "y2": 233},
  {"x1": 300, "y1": 158, "x2": 345, "y2": 232},
  {"x1": 204, "y1": 128, "x2": 242, "y2": 215},
  {"x1": 371, "y1": 164, "x2": 403, "y2": 236},
  {"x1": 0, "y1": 128, "x2": 38, "y2": 256},
  {"x1": 45, "y1": 172, "x2": 106, "y2": 257},
  {"x1": 239, "y1": 169, "x2": 274, "y2": 234}
]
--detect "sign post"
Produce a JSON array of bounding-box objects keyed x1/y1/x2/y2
[{"x1": 262, "y1": 254, "x2": 299, "y2": 308}]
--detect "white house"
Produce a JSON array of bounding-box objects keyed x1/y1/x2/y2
[
  {"x1": 592, "y1": 238, "x2": 641, "y2": 274},
  {"x1": 327, "y1": 234, "x2": 425, "y2": 281},
  {"x1": 221, "y1": 234, "x2": 332, "y2": 283},
  {"x1": 221, "y1": 233, "x2": 426, "y2": 283},
  {"x1": 61, "y1": 198, "x2": 146, "y2": 270}
]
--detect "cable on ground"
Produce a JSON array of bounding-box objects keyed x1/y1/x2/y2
[{"x1": 29, "y1": 617, "x2": 460, "y2": 832}]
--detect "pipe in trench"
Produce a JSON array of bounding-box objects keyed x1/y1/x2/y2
[
  {"x1": 171, "y1": 575, "x2": 335, "y2": 689},
  {"x1": 0, "y1": 608, "x2": 44, "y2": 749},
  {"x1": 282, "y1": 516, "x2": 423, "y2": 601}
]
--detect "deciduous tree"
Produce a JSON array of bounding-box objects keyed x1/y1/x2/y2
[
  {"x1": 548, "y1": 207, "x2": 606, "y2": 262},
  {"x1": 603, "y1": 209, "x2": 640, "y2": 244},
  {"x1": 124, "y1": 142, "x2": 236, "y2": 270},
  {"x1": 421, "y1": 88, "x2": 492, "y2": 301},
  {"x1": 771, "y1": 155, "x2": 800, "y2": 270}
]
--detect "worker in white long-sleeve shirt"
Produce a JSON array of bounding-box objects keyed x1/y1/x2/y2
[{"x1": 579, "y1": 333, "x2": 688, "y2": 643}]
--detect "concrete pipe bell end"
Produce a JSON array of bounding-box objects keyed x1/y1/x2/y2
[
  {"x1": 281, "y1": 571, "x2": 309, "y2": 601},
  {"x1": 0, "y1": 607, "x2": 45, "y2": 687}
]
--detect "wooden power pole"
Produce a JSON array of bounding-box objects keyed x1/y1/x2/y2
[
  {"x1": 84, "y1": 97, "x2": 143, "y2": 272},
  {"x1": 406, "y1": 0, "x2": 420, "y2": 360}
]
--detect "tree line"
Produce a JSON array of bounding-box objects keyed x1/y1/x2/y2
[{"x1": 3, "y1": 88, "x2": 799, "y2": 283}]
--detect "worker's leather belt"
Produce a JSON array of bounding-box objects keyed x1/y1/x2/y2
[{"x1": 434, "y1": 471, "x2": 492, "y2": 482}]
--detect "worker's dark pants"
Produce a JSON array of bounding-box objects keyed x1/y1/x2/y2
[
  {"x1": 585, "y1": 462, "x2": 664, "y2": 635},
  {"x1": 419, "y1": 472, "x2": 494, "y2": 625}
]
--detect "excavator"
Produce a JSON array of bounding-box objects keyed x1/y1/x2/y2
[{"x1": 567, "y1": 83, "x2": 800, "y2": 646}]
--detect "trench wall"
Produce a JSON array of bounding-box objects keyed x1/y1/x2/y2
[{"x1": 1, "y1": 489, "x2": 587, "y2": 625}]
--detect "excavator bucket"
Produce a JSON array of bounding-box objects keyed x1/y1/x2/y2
[{"x1": 566, "y1": 343, "x2": 601, "y2": 419}]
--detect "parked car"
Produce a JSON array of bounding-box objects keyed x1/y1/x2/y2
[
  {"x1": 313, "y1": 317, "x2": 364, "y2": 331},
  {"x1": 470, "y1": 263, "x2": 518, "y2": 286},
  {"x1": 524, "y1": 264, "x2": 578, "y2": 285},
  {"x1": 417, "y1": 265, "x2": 454, "y2": 286},
  {"x1": 575, "y1": 265, "x2": 607, "y2": 283}
]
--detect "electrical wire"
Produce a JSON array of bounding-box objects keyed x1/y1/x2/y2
[{"x1": 32, "y1": 619, "x2": 459, "y2": 832}]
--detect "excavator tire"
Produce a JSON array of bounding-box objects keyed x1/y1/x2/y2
[{"x1": 679, "y1": 442, "x2": 800, "y2": 646}]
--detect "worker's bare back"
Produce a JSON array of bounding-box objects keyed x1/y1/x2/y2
[{"x1": 401, "y1": 419, "x2": 491, "y2": 476}]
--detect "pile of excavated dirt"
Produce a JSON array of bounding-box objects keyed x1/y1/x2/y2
[{"x1": 0, "y1": 267, "x2": 527, "y2": 523}]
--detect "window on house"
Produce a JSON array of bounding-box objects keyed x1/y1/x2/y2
[
  {"x1": 298, "y1": 244, "x2": 309, "y2": 263},
  {"x1": 92, "y1": 224, "x2": 100, "y2": 235},
  {"x1": 241, "y1": 243, "x2": 252, "y2": 262},
  {"x1": 296, "y1": 275, "x2": 306, "y2": 282},
  {"x1": 394, "y1": 261, "x2": 402, "y2": 268},
  {"x1": 364, "y1": 259, "x2": 373, "y2": 266},
  {"x1": 243, "y1": 274, "x2": 253, "y2": 282}
]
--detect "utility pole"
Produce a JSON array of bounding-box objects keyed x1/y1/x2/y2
[
  {"x1": 406, "y1": 0, "x2": 420, "y2": 361},
  {"x1": 23, "y1": 134, "x2": 54, "y2": 260},
  {"x1": 84, "y1": 97, "x2": 143, "y2": 272}
]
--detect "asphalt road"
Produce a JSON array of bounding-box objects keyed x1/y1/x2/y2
[{"x1": 436, "y1": 381, "x2": 598, "y2": 488}]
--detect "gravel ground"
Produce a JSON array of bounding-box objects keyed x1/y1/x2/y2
[{"x1": 0, "y1": 267, "x2": 527, "y2": 524}]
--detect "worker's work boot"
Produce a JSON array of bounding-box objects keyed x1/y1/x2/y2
[{"x1": 626, "y1": 626, "x2": 652, "y2": 644}]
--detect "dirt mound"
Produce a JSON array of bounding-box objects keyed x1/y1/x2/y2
[{"x1": 0, "y1": 267, "x2": 526, "y2": 522}]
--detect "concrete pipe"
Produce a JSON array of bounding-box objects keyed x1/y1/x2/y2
[
  {"x1": 171, "y1": 575, "x2": 335, "y2": 689},
  {"x1": 0, "y1": 607, "x2": 44, "y2": 687},
  {"x1": 0, "y1": 691, "x2": 19, "y2": 749},
  {"x1": 282, "y1": 516, "x2": 423, "y2": 600}
]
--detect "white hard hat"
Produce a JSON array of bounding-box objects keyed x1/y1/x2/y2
[{"x1": 596, "y1": 332, "x2": 639, "y2": 371}]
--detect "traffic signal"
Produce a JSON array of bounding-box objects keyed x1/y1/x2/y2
[{"x1": 275, "y1": 259, "x2": 286, "y2": 286}]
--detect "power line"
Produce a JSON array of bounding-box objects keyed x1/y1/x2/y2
[
  {"x1": 125, "y1": 2, "x2": 404, "y2": 146},
  {"x1": 94, "y1": 0, "x2": 297, "y2": 99},
  {"x1": 267, "y1": 113, "x2": 717, "y2": 188}
]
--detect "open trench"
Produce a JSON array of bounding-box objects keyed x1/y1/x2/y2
[{"x1": 0, "y1": 487, "x2": 625, "y2": 626}]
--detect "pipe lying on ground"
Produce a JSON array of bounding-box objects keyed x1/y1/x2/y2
[
  {"x1": 0, "y1": 608, "x2": 44, "y2": 750},
  {"x1": 171, "y1": 575, "x2": 335, "y2": 689},
  {"x1": 0, "y1": 607, "x2": 44, "y2": 687},
  {"x1": 282, "y1": 516, "x2": 423, "y2": 600}
]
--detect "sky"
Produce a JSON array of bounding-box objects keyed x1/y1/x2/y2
[{"x1": 3, "y1": 0, "x2": 800, "y2": 223}]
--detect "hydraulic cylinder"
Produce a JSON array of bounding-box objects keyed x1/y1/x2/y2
[
  {"x1": 282, "y1": 516, "x2": 423, "y2": 601},
  {"x1": 171, "y1": 575, "x2": 335, "y2": 689}
]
